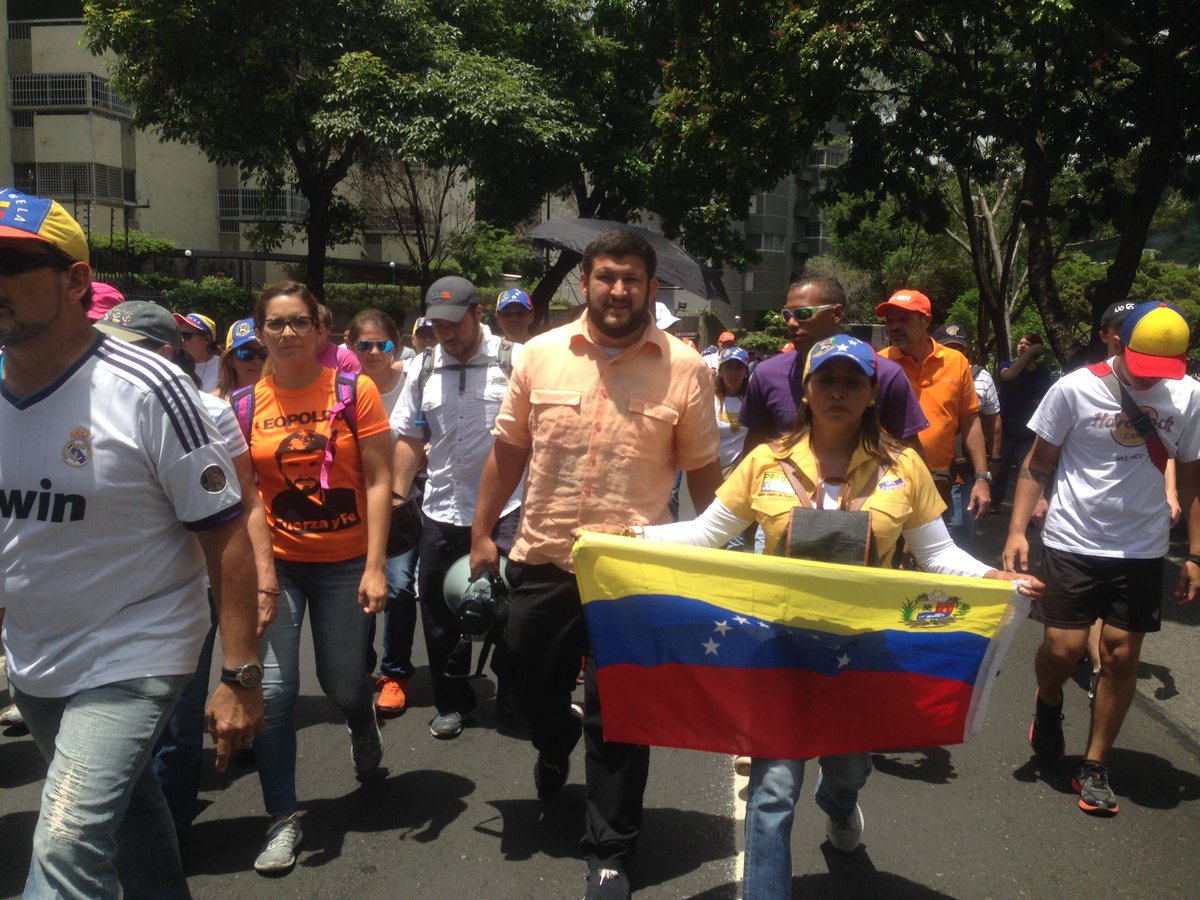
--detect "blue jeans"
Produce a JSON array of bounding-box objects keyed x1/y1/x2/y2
[
  {"x1": 255, "y1": 556, "x2": 375, "y2": 816},
  {"x1": 153, "y1": 593, "x2": 218, "y2": 846},
  {"x1": 367, "y1": 548, "x2": 419, "y2": 680},
  {"x1": 945, "y1": 482, "x2": 976, "y2": 552},
  {"x1": 742, "y1": 753, "x2": 873, "y2": 900},
  {"x1": 13, "y1": 674, "x2": 191, "y2": 900}
]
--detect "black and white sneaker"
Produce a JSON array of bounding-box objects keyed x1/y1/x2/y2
[{"x1": 585, "y1": 863, "x2": 630, "y2": 900}]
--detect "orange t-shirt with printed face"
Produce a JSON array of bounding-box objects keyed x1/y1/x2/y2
[{"x1": 248, "y1": 369, "x2": 389, "y2": 562}]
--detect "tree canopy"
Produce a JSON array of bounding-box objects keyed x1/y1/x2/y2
[
  {"x1": 654, "y1": 1, "x2": 1200, "y2": 362},
  {"x1": 84, "y1": 0, "x2": 576, "y2": 298}
]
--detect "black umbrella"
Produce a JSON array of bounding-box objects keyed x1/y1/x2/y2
[{"x1": 527, "y1": 217, "x2": 729, "y2": 303}]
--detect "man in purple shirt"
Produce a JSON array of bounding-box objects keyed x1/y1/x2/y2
[{"x1": 741, "y1": 276, "x2": 929, "y2": 455}]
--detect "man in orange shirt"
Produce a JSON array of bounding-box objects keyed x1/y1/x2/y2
[
  {"x1": 878, "y1": 289, "x2": 991, "y2": 548},
  {"x1": 471, "y1": 229, "x2": 722, "y2": 900}
]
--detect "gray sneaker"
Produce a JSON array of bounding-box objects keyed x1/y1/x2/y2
[
  {"x1": 350, "y1": 710, "x2": 383, "y2": 780},
  {"x1": 254, "y1": 814, "x2": 302, "y2": 874},
  {"x1": 430, "y1": 711, "x2": 464, "y2": 739},
  {"x1": 826, "y1": 804, "x2": 864, "y2": 853},
  {"x1": 0, "y1": 703, "x2": 24, "y2": 727}
]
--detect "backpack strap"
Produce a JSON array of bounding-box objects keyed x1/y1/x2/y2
[
  {"x1": 230, "y1": 384, "x2": 256, "y2": 445},
  {"x1": 320, "y1": 372, "x2": 359, "y2": 490},
  {"x1": 774, "y1": 453, "x2": 816, "y2": 509},
  {"x1": 498, "y1": 339, "x2": 514, "y2": 378},
  {"x1": 847, "y1": 464, "x2": 890, "y2": 511},
  {"x1": 333, "y1": 372, "x2": 359, "y2": 438},
  {"x1": 413, "y1": 348, "x2": 436, "y2": 440},
  {"x1": 1088, "y1": 361, "x2": 1169, "y2": 474}
]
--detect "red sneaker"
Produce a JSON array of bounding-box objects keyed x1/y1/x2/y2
[{"x1": 376, "y1": 676, "x2": 408, "y2": 715}]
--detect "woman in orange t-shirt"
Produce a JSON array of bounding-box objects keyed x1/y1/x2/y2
[{"x1": 243, "y1": 282, "x2": 393, "y2": 875}]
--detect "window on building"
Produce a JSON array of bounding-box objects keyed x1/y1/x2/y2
[
  {"x1": 12, "y1": 112, "x2": 33, "y2": 128},
  {"x1": 750, "y1": 233, "x2": 786, "y2": 253},
  {"x1": 742, "y1": 272, "x2": 754, "y2": 292}
]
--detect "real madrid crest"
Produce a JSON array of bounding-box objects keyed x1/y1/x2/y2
[{"x1": 62, "y1": 427, "x2": 93, "y2": 467}]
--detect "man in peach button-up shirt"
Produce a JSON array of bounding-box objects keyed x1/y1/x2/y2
[{"x1": 472, "y1": 229, "x2": 721, "y2": 898}]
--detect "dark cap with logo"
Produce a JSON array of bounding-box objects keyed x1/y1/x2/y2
[
  {"x1": 425, "y1": 276, "x2": 479, "y2": 323},
  {"x1": 94, "y1": 301, "x2": 182, "y2": 356},
  {"x1": 1100, "y1": 300, "x2": 1137, "y2": 329},
  {"x1": 932, "y1": 323, "x2": 970, "y2": 349}
]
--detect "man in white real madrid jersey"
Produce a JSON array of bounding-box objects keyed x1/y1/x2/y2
[{"x1": 0, "y1": 189, "x2": 264, "y2": 898}]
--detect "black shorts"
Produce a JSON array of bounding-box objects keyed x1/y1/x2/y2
[{"x1": 1033, "y1": 546, "x2": 1163, "y2": 633}]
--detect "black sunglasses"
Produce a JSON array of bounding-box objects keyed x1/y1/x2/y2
[
  {"x1": 234, "y1": 345, "x2": 268, "y2": 362},
  {"x1": 0, "y1": 252, "x2": 67, "y2": 277}
]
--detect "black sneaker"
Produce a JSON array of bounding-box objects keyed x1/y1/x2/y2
[
  {"x1": 1028, "y1": 690, "x2": 1065, "y2": 761},
  {"x1": 533, "y1": 752, "x2": 569, "y2": 801},
  {"x1": 585, "y1": 863, "x2": 630, "y2": 900},
  {"x1": 1073, "y1": 760, "x2": 1120, "y2": 816}
]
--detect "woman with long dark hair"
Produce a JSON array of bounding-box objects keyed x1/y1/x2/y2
[
  {"x1": 599, "y1": 335, "x2": 1041, "y2": 900},
  {"x1": 242, "y1": 283, "x2": 393, "y2": 875}
]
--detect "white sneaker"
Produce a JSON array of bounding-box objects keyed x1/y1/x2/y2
[
  {"x1": 254, "y1": 814, "x2": 302, "y2": 874},
  {"x1": 0, "y1": 703, "x2": 24, "y2": 727},
  {"x1": 826, "y1": 803, "x2": 864, "y2": 853}
]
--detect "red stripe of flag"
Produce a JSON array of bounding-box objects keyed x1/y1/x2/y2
[{"x1": 597, "y1": 663, "x2": 972, "y2": 758}]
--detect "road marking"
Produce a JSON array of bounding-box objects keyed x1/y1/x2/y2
[{"x1": 732, "y1": 756, "x2": 747, "y2": 885}]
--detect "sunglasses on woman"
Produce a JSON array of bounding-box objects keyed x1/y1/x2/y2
[
  {"x1": 781, "y1": 304, "x2": 837, "y2": 322},
  {"x1": 355, "y1": 340, "x2": 395, "y2": 354},
  {"x1": 234, "y1": 345, "x2": 269, "y2": 362}
]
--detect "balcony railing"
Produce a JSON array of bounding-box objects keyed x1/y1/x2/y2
[
  {"x1": 10, "y1": 72, "x2": 133, "y2": 118},
  {"x1": 13, "y1": 162, "x2": 134, "y2": 205},
  {"x1": 218, "y1": 187, "x2": 309, "y2": 223}
]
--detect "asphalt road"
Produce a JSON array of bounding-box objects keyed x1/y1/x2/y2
[{"x1": 2, "y1": 509, "x2": 1199, "y2": 898}]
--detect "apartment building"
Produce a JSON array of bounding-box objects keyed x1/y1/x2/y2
[{"x1": 721, "y1": 137, "x2": 846, "y2": 323}]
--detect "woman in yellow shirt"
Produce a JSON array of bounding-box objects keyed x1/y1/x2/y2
[{"x1": 614, "y1": 335, "x2": 1041, "y2": 900}]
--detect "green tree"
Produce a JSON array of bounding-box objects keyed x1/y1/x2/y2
[
  {"x1": 84, "y1": 0, "x2": 575, "y2": 300},
  {"x1": 655, "y1": 1, "x2": 1200, "y2": 365}
]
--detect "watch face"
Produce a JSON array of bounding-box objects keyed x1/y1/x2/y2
[{"x1": 236, "y1": 664, "x2": 264, "y2": 687}]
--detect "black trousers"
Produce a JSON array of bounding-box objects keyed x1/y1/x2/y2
[
  {"x1": 416, "y1": 510, "x2": 518, "y2": 715},
  {"x1": 505, "y1": 560, "x2": 650, "y2": 866}
]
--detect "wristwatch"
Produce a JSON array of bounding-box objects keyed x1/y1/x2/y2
[
  {"x1": 220, "y1": 663, "x2": 264, "y2": 688},
  {"x1": 974, "y1": 472, "x2": 992, "y2": 482}
]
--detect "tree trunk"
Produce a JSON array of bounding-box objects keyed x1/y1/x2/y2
[
  {"x1": 1086, "y1": 126, "x2": 1177, "y2": 329},
  {"x1": 531, "y1": 249, "x2": 583, "y2": 325},
  {"x1": 305, "y1": 202, "x2": 331, "y2": 301},
  {"x1": 1018, "y1": 148, "x2": 1081, "y2": 366}
]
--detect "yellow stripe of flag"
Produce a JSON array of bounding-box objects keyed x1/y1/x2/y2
[{"x1": 573, "y1": 532, "x2": 1015, "y2": 638}]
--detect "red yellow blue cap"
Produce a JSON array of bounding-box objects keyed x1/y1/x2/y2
[
  {"x1": 0, "y1": 188, "x2": 89, "y2": 263},
  {"x1": 1119, "y1": 300, "x2": 1190, "y2": 380}
]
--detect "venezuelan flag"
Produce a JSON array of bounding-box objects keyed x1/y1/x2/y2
[{"x1": 573, "y1": 532, "x2": 1029, "y2": 759}]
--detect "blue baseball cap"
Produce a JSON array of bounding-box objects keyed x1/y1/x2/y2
[
  {"x1": 803, "y1": 334, "x2": 877, "y2": 381},
  {"x1": 718, "y1": 347, "x2": 750, "y2": 368},
  {"x1": 226, "y1": 317, "x2": 257, "y2": 350},
  {"x1": 496, "y1": 288, "x2": 533, "y2": 312}
]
